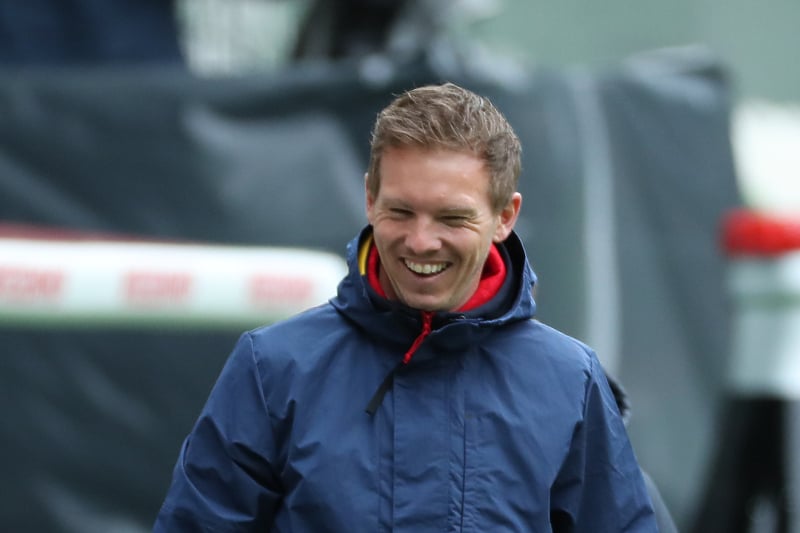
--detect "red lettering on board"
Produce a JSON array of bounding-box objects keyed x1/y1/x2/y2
[
  {"x1": 124, "y1": 271, "x2": 192, "y2": 306},
  {"x1": 249, "y1": 275, "x2": 313, "y2": 305},
  {"x1": 0, "y1": 267, "x2": 64, "y2": 302}
]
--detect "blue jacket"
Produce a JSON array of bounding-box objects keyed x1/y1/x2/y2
[{"x1": 155, "y1": 228, "x2": 657, "y2": 532}]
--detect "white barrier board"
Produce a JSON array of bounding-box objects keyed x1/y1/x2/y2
[
  {"x1": 0, "y1": 237, "x2": 347, "y2": 328},
  {"x1": 727, "y1": 252, "x2": 800, "y2": 398}
]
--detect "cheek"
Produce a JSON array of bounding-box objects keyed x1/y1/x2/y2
[
  {"x1": 372, "y1": 218, "x2": 396, "y2": 236},
  {"x1": 456, "y1": 233, "x2": 492, "y2": 264},
  {"x1": 371, "y1": 220, "x2": 406, "y2": 251}
]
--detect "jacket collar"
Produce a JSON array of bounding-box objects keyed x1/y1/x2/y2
[{"x1": 330, "y1": 226, "x2": 537, "y2": 353}]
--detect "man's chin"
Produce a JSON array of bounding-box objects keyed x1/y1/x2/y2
[{"x1": 398, "y1": 293, "x2": 450, "y2": 313}]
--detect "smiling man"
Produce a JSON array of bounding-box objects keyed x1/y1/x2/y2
[
  {"x1": 366, "y1": 145, "x2": 520, "y2": 312},
  {"x1": 155, "y1": 83, "x2": 658, "y2": 532}
]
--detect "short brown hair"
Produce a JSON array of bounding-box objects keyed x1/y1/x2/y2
[{"x1": 367, "y1": 82, "x2": 521, "y2": 213}]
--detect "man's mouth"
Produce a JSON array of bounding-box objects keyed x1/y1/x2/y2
[{"x1": 404, "y1": 259, "x2": 449, "y2": 276}]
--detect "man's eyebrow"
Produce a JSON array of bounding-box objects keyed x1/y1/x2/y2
[
  {"x1": 381, "y1": 198, "x2": 412, "y2": 209},
  {"x1": 439, "y1": 207, "x2": 478, "y2": 216},
  {"x1": 378, "y1": 198, "x2": 477, "y2": 216}
]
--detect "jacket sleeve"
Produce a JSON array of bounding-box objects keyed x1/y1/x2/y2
[
  {"x1": 154, "y1": 333, "x2": 283, "y2": 532},
  {"x1": 550, "y1": 351, "x2": 659, "y2": 532}
]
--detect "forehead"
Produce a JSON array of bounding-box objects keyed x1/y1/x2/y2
[
  {"x1": 375, "y1": 147, "x2": 493, "y2": 211},
  {"x1": 379, "y1": 147, "x2": 489, "y2": 184}
]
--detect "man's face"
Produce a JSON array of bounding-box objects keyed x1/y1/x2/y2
[{"x1": 366, "y1": 146, "x2": 520, "y2": 311}]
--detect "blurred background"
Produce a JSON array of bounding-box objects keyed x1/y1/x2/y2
[{"x1": 1, "y1": 0, "x2": 799, "y2": 531}]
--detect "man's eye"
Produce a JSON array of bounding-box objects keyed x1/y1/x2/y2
[
  {"x1": 442, "y1": 216, "x2": 468, "y2": 225},
  {"x1": 389, "y1": 209, "x2": 412, "y2": 218}
]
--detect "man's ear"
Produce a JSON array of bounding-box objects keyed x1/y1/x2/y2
[{"x1": 493, "y1": 192, "x2": 522, "y2": 243}]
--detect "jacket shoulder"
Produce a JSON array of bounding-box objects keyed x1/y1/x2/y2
[
  {"x1": 512, "y1": 319, "x2": 598, "y2": 372},
  {"x1": 237, "y1": 303, "x2": 360, "y2": 383}
]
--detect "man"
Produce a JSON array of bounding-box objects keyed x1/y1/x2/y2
[{"x1": 154, "y1": 83, "x2": 658, "y2": 531}]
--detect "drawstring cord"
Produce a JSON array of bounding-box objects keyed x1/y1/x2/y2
[
  {"x1": 365, "y1": 312, "x2": 433, "y2": 415},
  {"x1": 402, "y1": 312, "x2": 432, "y2": 364}
]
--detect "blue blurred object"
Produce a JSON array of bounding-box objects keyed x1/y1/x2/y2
[{"x1": 0, "y1": 0, "x2": 183, "y2": 65}]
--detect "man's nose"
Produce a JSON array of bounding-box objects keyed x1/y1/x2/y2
[{"x1": 405, "y1": 218, "x2": 441, "y2": 255}]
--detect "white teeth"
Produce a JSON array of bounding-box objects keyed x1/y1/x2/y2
[{"x1": 405, "y1": 260, "x2": 448, "y2": 275}]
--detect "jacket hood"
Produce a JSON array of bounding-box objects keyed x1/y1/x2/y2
[{"x1": 330, "y1": 226, "x2": 538, "y2": 355}]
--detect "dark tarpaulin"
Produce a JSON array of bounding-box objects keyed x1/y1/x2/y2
[
  {"x1": 0, "y1": 51, "x2": 740, "y2": 531},
  {"x1": 595, "y1": 49, "x2": 742, "y2": 525}
]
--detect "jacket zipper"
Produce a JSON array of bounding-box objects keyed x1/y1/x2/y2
[{"x1": 365, "y1": 311, "x2": 433, "y2": 415}]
